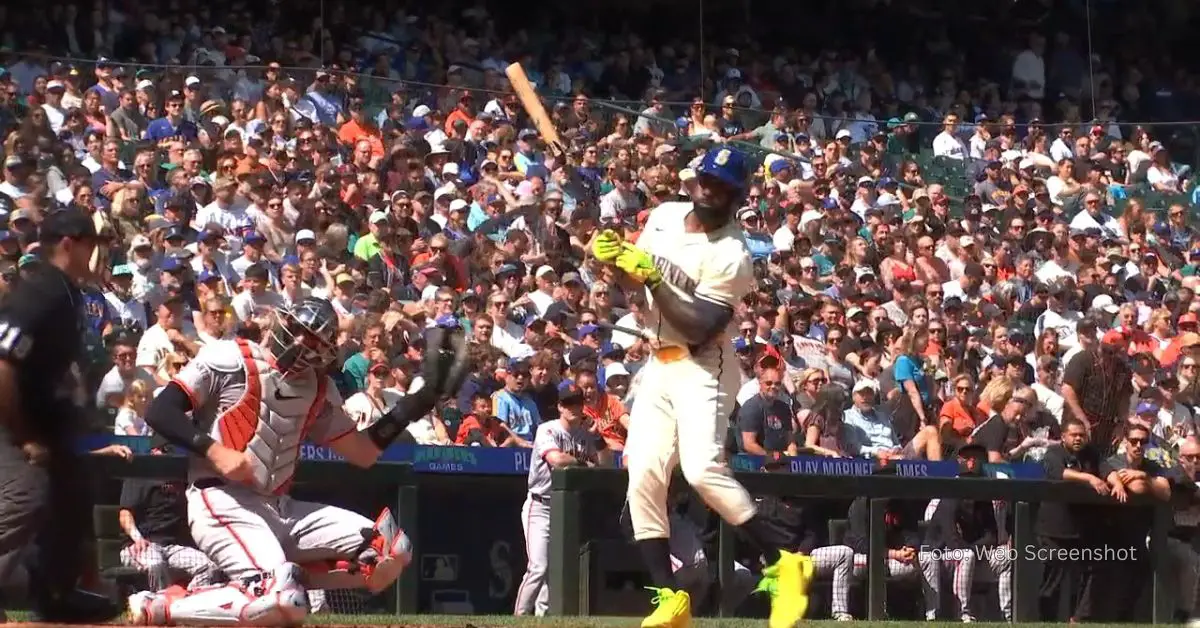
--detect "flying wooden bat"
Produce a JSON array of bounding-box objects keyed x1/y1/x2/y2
[{"x1": 504, "y1": 62, "x2": 563, "y2": 153}]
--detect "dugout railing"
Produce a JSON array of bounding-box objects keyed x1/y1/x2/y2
[
  {"x1": 85, "y1": 453, "x2": 420, "y2": 615},
  {"x1": 548, "y1": 467, "x2": 1177, "y2": 623}
]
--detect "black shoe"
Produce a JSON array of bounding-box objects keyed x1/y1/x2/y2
[{"x1": 31, "y1": 588, "x2": 121, "y2": 624}]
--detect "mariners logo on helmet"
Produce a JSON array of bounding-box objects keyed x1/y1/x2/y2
[{"x1": 695, "y1": 147, "x2": 750, "y2": 193}]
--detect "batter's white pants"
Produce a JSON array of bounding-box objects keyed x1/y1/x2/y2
[
  {"x1": 625, "y1": 350, "x2": 754, "y2": 541},
  {"x1": 186, "y1": 483, "x2": 376, "y2": 582},
  {"x1": 853, "y1": 551, "x2": 941, "y2": 617},
  {"x1": 120, "y1": 542, "x2": 219, "y2": 592},
  {"x1": 514, "y1": 495, "x2": 550, "y2": 616},
  {"x1": 945, "y1": 549, "x2": 1013, "y2": 620}
]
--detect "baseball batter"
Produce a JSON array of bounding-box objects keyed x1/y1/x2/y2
[
  {"x1": 591, "y1": 147, "x2": 813, "y2": 628},
  {"x1": 514, "y1": 384, "x2": 604, "y2": 616},
  {"x1": 128, "y1": 297, "x2": 467, "y2": 626}
]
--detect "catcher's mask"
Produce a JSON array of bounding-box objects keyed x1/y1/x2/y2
[{"x1": 268, "y1": 297, "x2": 338, "y2": 376}]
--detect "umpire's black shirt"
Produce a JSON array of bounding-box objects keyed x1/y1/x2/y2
[
  {"x1": 0, "y1": 263, "x2": 87, "y2": 444},
  {"x1": 119, "y1": 479, "x2": 191, "y2": 548}
]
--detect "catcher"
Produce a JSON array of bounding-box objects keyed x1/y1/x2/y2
[{"x1": 129, "y1": 297, "x2": 466, "y2": 626}]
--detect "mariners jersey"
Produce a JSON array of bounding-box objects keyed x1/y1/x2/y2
[
  {"x1": 174, "y1": 339, "x2": 356, "y2": 496},
  {"x1": 527, "y1": 420, "x2": 596, "y2": 497},
  {"x1": 635, "y1": 201, "x2": 754, "y2": 354}
]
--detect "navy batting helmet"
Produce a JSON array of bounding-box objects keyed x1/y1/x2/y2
[{"x1": 695, "y1": 147, "x2": 750, "y2": 193}]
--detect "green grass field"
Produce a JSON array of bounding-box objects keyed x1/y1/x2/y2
[
  {"x1": 7, "y1": 610, "x2": 1149, "y2": 626},
  {"x1": 299, "y1": 616, "x2": 1140, "y2": 627}
]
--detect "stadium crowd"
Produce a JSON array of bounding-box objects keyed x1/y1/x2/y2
[{"x1": 3, "y1": 0, "x2": 1200, "y2": 622}]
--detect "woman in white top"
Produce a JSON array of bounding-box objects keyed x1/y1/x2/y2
[
  {"x1": 1146, "y1": 145, "x2": 1182, "y2": 193},
  {"x1": 344, "y1": 362, "x2": 405, "y2": 431},
  {"x1": 114, "y1": 379, "x2": 153, "y2": 436}
]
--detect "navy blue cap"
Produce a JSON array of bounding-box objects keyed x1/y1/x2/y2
[
  {"x1": 164, "y1": 225, "x2": 188, "y2": 241},
  {"x1": 576, "y1": 323, "x2": 600, "y2": 339},
  {"x1": 243, "y1": 230, "x2": 266, "y2": 244},
  {"x1": 160, "y1": 258, "x2": 183, "y2": 272},
  {"x1": 197, "y1": 269, "x2": 221, "y2": 283}
]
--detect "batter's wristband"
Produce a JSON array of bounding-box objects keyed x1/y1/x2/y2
[{"x1": 189, "y1": 433, "x2": 217, "y2": 457}]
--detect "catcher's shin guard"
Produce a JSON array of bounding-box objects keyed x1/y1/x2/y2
[
  {"x1": 301, "y1": 507, "x2": 413, "y2": 594},
  {"x1": 127, "y1": 563, "x2": 310, "y2": 626}
]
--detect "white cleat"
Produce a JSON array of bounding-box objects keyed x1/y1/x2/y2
[{"x1": 126, "y1": 590, "x2": 153, "y2": 625}]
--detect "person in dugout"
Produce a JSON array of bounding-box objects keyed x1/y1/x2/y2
[{"x1": 844, "y1": 465, "x2": 941, "y2": 620}]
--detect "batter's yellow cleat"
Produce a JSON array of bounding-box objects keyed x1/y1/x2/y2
[
  {"x1": 754, "y1": 550, "x2": 815, "y2": 628},
  {"x1": 641, "y1": 587, "x2": 691, "y2": 628}
]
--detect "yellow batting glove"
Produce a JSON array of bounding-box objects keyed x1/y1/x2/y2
[
  {"x1": 614, "y1": 243, "x2": 661, "y2": 288},
  {"x1": 591, "y1": 229, "x2": 623, "y2": 263}
]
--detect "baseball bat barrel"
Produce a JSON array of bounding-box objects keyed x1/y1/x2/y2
[{"x1": 504, "y1": 63, "x2": 563, "y2": 149}]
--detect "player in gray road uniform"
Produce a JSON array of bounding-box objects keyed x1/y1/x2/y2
[{"x1": 514, "y1": 384, "x2": 608, "y2": 616}]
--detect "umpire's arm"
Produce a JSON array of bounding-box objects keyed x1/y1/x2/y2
[{"x1": 0, "y1": 293, "x2": 47, "y2": 452}]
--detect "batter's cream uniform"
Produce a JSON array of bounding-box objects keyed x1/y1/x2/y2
[
  {"x1": 172, "y1": 338, "x2": 376, "y2": 580},
  {"x1": 624, "y1": 201, "x2": 757, "y2": 541},
  {"x1": 514, "y1": 419, "x2": 596, "y2": 616}
]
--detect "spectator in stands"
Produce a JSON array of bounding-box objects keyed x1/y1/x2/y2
[
  {"x1": 1167, "y1": 437, "x2": 1200, "y2": 622},
  {"x1": 344, "y1": 361, "x2": 402, "y2": 431},
  {"x1": 938, "y1": 374, "x2": 986, "y2": 453},
  {"x1": 843, "y1": 379, "x2": 942, "y2": 460},
  {"x1": 796, "y1": 385, "x2": 851, "y2": 457},
  {"x1": 492, "y1": 359, "x2": 539, "y2": 447},
  {"x1": 135, "y1": 294, "x2": 195, "y2": 386},
  {"x1": 736, "y1": 364, "x2": 794, "y2": 456},
  {"x1": 113, "y1": 380, "x2": 152, "y2": 436},
  {"x1": 95, "y1": 332, "x2": 154, "y2": 410}
]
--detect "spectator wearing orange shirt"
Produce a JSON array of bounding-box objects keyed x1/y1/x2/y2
[
  {"x1": 456, "y1": 392, "x2": 515, "y2": 446},
  {"x1": 410, "y1": 233, "x2": 468, "y2": 291},
  {"x1": 444, "y1": 91, "x2": 475, "y2": 136},
  {"x1": 576, "y1": 368, "x2": 629, "y2": 451},
  {"x1": 337, "y1": 95, "x2": 384, "y2": 160},
  {"x1": 939, "y1": 374, "x2": 986, "y2": 453}
]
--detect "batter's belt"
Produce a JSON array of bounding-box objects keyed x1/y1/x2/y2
[{"x1": 653, "y1": 345, "x2": 690, "y2": 363}]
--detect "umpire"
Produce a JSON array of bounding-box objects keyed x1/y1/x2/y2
[{"x1": 0, "y1": 208, "x2": 120, "y2": 623}]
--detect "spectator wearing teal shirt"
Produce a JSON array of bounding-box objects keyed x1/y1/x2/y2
[
  {"x1": 892, "y1": 328, "x2": 934, "y2": 439},
  {"x1": 491, "y1": 360, "x2": 541, "y2": 445},
  {"x1": 341, "y1": 321, "x2": 387, "y2": 394}
]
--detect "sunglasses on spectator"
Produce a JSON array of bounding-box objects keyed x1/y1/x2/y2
[
  {"x1": 955, "y1": 385, "x2": 971, "y2": 392},
  {"x1": 807, "y1": 377, "x2": 827, "y2": 385}
]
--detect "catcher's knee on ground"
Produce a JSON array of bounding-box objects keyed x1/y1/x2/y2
[
  {"x1": 300, "y1": 507, "x2": 412, "y2": 594},
  {"x1": 128, "y1": 563, "x2": 309, "y2": 626}
]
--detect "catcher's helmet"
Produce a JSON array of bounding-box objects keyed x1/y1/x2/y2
[
  {"x1": 268, "y1": 297, "x2": 339, "y2": 375},
  {"x1": 695, "y1": 147, "x2": 750, "y2": 194}
]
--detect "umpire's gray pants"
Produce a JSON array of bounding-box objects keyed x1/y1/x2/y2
[
  {"x1": 0, "y1": 439, "x2": 47, "y2": 600},
  {"x1": 119, "y1": 543, "x2": 218, "y2": 591},
  {"x1": 853, "y1": 551, "x2": 941, "y2": 615},
  {"x1": 514, "y1": 495, "x2": 550, "y2": 616}
]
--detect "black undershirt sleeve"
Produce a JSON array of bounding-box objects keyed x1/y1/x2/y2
[{"x1": 144, "y1": 382, "x2": 215, "y2": 457}]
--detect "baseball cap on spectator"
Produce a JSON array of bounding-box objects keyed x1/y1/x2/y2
[
  {"x1": 567, "y1": 345, "x2": 598, "y2": 367},
  {"x1": 243, "y1": 230, "x2": 267, "y2": 245},
  {"x1": 1091, "y1": 294, "x2": 1119, "y2": 314},
  {"x1": 185, "y1": 75, "x2": 201, "y2": 88},
  {"x1": 111, "y1": 264, "x2": 134, "y2": 278},
  {"x1": 852, "y1": 379, "x2": 878, "y2": 395},
  {"x1": 854, "y1": 266, "x2": 876, "y2": 282},
  {"x1": 835, "y1": 129, "x2": 852, "y2": 140},
  {"x1": 442, "y1": 163, "x2": 460, "y2": 178},
  {"x1": 46, "y1": 80, "x2": 65, "y2": 92},
  {"x1": 448, "y1": 199, "x2": 468, "y2": 214},
  {"x1": 295, "y1": 229, "x2": 316, "y2": 245},
  {"x1": 160, "y1": 257, "x2": 184, "y2": 273},
  {"x1": 369, "y1": 210, "x2": 390, "y2": 224},
  {"x1": 335, "y1": 273, "x2": 356, "y2": 286},
  {"x1": 1136, "y1": 401, "x2": 1160, "y2": 416},
  {"x1": 846, "y1": 307, "x2": 866, "y2": 320},
  {"x1": 1179, "y1": 313, "x2": 1199, "y2": 327},
  {"x1": 197, "y1": 269, "x2": 222, "y2": 284},
  {"x1": 412, "y1": 104, "x2": 432, "y2": 118},
  {"x1": 17, "y1": 254, "x2": 38, "y2": 268},
  {"x1": 535, "y1": 265, "x2": 557, "y2": 280},
  {"x1": 560, "y1": 272, "x2": 583, "y2": 287},
  {"x1": 576, "y1": 324, "x2": 600, "y2": 340},
  {"x1": 737, "y1": 206, "x2": 758, "y2": 222}
]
